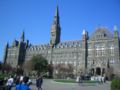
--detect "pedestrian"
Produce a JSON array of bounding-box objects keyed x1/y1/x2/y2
[
  {"x1": 36, "y1": 75, "x2": 43, "y2": 90},
  {"x1": 14, "y1": 76, "x2": 30, "y2": 90},
  {"x1": 6, "y1": 75, "x2": 14, "y2": 90},
  {"x1": 27, "y1": 78, "x2": 32, "y2": 86},
  {"x1": 79, "y1": 75, "x2": 82, "y2": 83},
  {"x1": 76, "y1": 76, "x2": 79, "y2": 83},
  {"x1": 14, "y1": 76, "x2": 20, "y2": 85},
  {"x1": 20, "y1": 75, "x2": 24, "y2": 83}
]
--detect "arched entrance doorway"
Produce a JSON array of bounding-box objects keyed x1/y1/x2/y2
[{"x1": 96, "y1": 67, "x2": 101, "y2": 75}]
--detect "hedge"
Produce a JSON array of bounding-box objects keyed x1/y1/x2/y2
[{"x1": 111, "y1": 77, "x2": 120, "y2": 90}]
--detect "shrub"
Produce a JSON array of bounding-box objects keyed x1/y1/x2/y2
[{"x1": 111, "y1": 77, "x2": 120, "y2": 90}]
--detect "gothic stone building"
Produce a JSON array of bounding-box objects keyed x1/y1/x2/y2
[{"x1": 4, "y1": 6, "x2": 120, "y2": 76}]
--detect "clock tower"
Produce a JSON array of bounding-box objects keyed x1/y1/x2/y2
[{"x1": 50, "y1": 5, "x2": 61, "y2": 47}]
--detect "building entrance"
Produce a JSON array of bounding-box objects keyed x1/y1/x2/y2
[{"x1": 96, "y1": 67, "x2": 101, "y2": 75}]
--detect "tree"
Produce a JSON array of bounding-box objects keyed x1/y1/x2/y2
[
  {"x1": 54, "y1": 63, "x2": 74, "y2": 79},
  {"x1": 23, "y1": 59, "x2": 34, "y2": 75},
  {"x1": 106, "y1": 66, "x2": 114, "y2": 80},
  {"x1": 47, "y1": 61, "x2": 53, "y2": 78},
  {"x1": 0, "y1": 62, "x2": 2, "y2": 71},
  {"x1": 2, "y1": 63, "x2": 12, "y2": 72},
  {"x1": 16, "y1": 66, "x2": 23, "y2": 75},
  {"x1": 24, "y1": 55, "x2": 48, "y2": 74},
  {"x1": 111, "y1": 77, "x2": 120, "y2": 90}
]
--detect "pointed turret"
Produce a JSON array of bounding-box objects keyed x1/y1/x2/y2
[
  {"x1": 5, "y1": 42, "x2": 9, "y2": 48},
  {"x1": 114, "y1": 25, "x2": 118, "y2": 31},
  {"x1": 20, "y1": 31, "x2": 25, "y2": 42},
  {"x1": 114, "y1": 25, "x2": 119, "y2": 38},
  {"x1": 3, "y1": 42, "x2": 9, "y2": 64},
  {"x1": 82, "y1": 29, "x2": 86, "y2": 35},
  {"x1": 82, "y1": 29, "x2": 88, "y2": 74},
  {"x1": 82, "y1": 29, "x2": 88, "y2": 40},
  {"x1": 50, "y1": 5, "x2": 61, "y2": 47}
]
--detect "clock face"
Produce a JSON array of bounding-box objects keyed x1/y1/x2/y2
[{"x1": 51, "y1": 29, "x2": 56, "y2": 33}]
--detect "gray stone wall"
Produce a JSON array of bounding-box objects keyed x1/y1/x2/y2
[{"x1": 4, "y1": 27, "x2": 120, "y2": 76}]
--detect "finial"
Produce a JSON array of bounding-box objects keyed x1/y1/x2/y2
[{"x1": 20, "y1": 30, "x2": 25, "y2": 42}]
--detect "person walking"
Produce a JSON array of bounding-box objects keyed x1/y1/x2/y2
[
  {"x1": 14, "y1": 76, "x2": 30, "y2": 90},
  {"x1": 6, "y1": 76, "x2": 14, "y2": 90},
  {"x1": 36, "y1": 76, "x2": 43, "y2": 90}
]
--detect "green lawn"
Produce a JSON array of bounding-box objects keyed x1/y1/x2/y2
[
  {"x1": 54, "y1": 79, "x2": 76, "y2": 83},
  {"x1": 54, "y1": 79, "x2": 98, "y2": 83}
]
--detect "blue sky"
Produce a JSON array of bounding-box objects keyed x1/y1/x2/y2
[{"x1": 0, "y1": 0, "x2": 120, "y2": 61}]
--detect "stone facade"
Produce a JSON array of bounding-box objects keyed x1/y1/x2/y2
[{"x1": 3, "y1": 6, "x2": 120, "y2": 76}]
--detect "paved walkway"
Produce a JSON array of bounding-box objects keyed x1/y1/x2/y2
[
  {"x1": 13, "y1": 79, "x2": 111, "y2": 90},
  {"x1": 31, "y1": 79, "x2": 110, "y2": 90}
]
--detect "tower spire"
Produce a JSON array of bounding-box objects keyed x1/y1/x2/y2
[
  {"x1": 55, "y1": 0, "x2": 59, "y2": 16},
  {"x1": 55, "y1": 5, "x2": 59, "y2": 17},
  {"x1": 53, "y1": 4, "x2": 60, "y2": 25},
  {"x1": 50, "y1": 4, "x2": 61, "y2": 47}
]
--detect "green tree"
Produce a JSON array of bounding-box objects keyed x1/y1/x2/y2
[
  {"x1": 48, "y1": 62, "x2": 53, "y2": 78},
  {"x1": 0, "y1": 62, "x2": 2, "y2": 71},
  {"x1": 23, "y1": 59, "x2": 34, "y2": 74},
  {"x1": 31, "y1": 55, "x2": 48, "y2": 75},
  {"x1": 16, "y1": 66, "x2": 23, "y2": 75},
  {"x1": 54, "y1": 63, "x2": 74, "y2": 79},
  {"x1": 2, "y1": 63, "x2": 12, "y2": 72},
  {"x1": 111, "y1": 77, "x2": 120, "y2": 90}
]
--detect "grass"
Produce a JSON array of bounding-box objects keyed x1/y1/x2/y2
[
  {"x1": 54, "y1": 79, "x2": 98, "y2": 83},
  {"x1": 54, "y1": 79, "x2": 76, "y2": 83}
]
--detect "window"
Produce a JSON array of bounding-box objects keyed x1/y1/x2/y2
[{"x1": 110, "y1": 46, "x2": 114, "y2": 56}]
